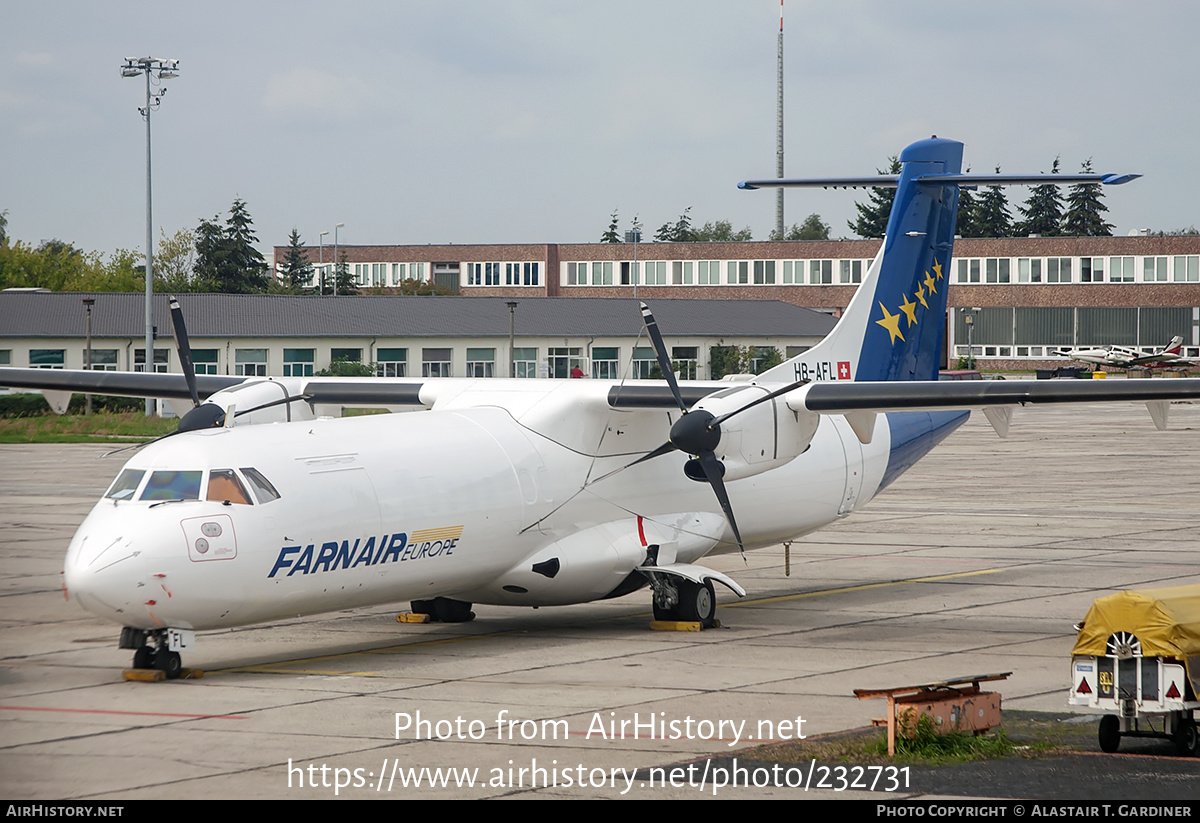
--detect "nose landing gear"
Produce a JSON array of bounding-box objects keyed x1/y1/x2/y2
[{"x1": 119, "y1": 627, "x2": 198, "y2": 681}]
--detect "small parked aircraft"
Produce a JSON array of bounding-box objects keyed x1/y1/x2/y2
[
  {"x1": 1054, "y1": 335, "x2": 1196, "y2": 369},
  {"x1": 3, "y1": 137, "x2": 1197, "y2": 679}
]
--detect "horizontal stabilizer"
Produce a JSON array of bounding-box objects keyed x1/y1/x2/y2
[{"x1": 739, "y1": 173, "x2": 1139, "y2": 190}]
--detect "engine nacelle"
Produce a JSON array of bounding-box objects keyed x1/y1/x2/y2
[
  {"x1": 687, "y1": 385, "x2": 819, "y2": 482},
  {"x1": 205, "y1": 378, "x2": 316, "y2": 427}
]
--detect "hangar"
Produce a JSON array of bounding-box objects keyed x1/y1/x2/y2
[
  {"x1": 0, "y1": 292, "x2": 834, "y2": 381},
  {"x1": 287, "y1": 236, "x2": 1200, "y2": 370}
]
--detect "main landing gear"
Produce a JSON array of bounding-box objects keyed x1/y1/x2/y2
[
  {"x1": 120, "y1": 627, "x2": 193, "y2": 680},
  {"x1": 410, "y1": 597, "x2": 476, "y2": 623},
  {"x1": 650, "y1": 577, "x2": 717, "y2": 628}
]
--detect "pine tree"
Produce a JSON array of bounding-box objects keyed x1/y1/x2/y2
[
  {"x1": 1017, "y1": 157, "x2": 1064, "y2": 236},
  {"x1": 195, "y1": 199, "x2": 270, "y2": 293},
  {"x1": 974, "y1": 166, "x2": 1013, "y2": 237},
  {"x1": 278, "y1": 228, "x2": 314, "y2": 291},
  {"x1": 848, "y1": 156, "x2": 900, "y2": 238},
  {"x1": 1062, "y1": 159, "x2": 1113, "y2": 237},
  {"x1": 601, "y1": 211, "x2": 622, "y2": 243},
  {"x1": 655, "y1": 208, "x2": 695, "y2": 242},
  {"x1": 334, "y1": 250, "x2": 357, "y2": 296},
  {"x1": 954, "y1": 167, "x2": 980, "y2": 237}
]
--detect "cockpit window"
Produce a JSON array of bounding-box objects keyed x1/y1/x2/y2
[
  {"x1": 140, "y1": 471, "x2": 202, "y2": 501},
  {"x1": 207, "y1": 469, "x2": 252, "y2": 505},
  {"x1": 240, "y1": 467, "x2": 281, "y2": 503},
  {"x1": 105, "y1": 469, "x2": 145, "y2": 500}
]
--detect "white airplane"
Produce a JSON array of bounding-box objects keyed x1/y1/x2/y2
[
  {"x1": 1054, "y1": 335, "x2": 1196, "y2": 369},
  {"x1": 3, "y1": 137, "x2": 1197, "y2": 680}
]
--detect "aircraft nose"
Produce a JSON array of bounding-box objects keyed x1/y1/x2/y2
[{"x1": 63, "y1": 521, "x2": 148, "y2": 625}]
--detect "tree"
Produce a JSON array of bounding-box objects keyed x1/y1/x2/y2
[
  {"x1": 334, "y1": 249, "x2": 358, "y2": 296},
  {"x1": 771, "y1": 213, "x2": 830, "y2": 241},
  {"x1": 655, "y1": 207, "x2": 695, "y2": 242},
  {"x1": 277, "y1": 228, "x2": 314, "y2": 292},
  {"x1": 1062, "y1": 159, "x2": 1113, "y2": 237},
  {"x1": 600, "y1": 211, "x2": 622, "y2": 243},
  {"x1": 1017, "y1": 157, "x2": 1064, "y2": 236},
  {"x1": 694, "y1": 219, "x2": 753, "y2": 242},
  {"x1": 954, "y1": 167, "x2": 980, "y2": 238},
  {"x1": 156, "y1": 228, "x2": 201, "y2": 293},
  {"x1": 707, "y1": 344, "x2": 782, "y2": 379},
  {"x1": 974, "y1": 166, "x2": 1013, "y2": 238},
  {"x1": 0, "y1": 209, "x2": 8, "y2": 246},
  {"x1": 195, "y1": 199, "x2": 270, "y2": 293},
  {"x1": 848, "y1": 156, "x2": 900, "y2": 238}
]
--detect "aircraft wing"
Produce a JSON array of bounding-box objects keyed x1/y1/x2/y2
[
  {"x1": 795, "y1": 377, "x2": 1200, "y2": 412},
  {"x1": 0, "y1": 366, "x2": 244, "y2": 400}
]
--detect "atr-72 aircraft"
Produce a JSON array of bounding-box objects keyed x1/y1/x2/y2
[{"x1": 4, "y1": 137, "x2": 1199, "y2": 679}]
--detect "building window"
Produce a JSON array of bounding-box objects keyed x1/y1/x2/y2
[
  {"x1": 512, "y1": 347, "x2": 538, "y2": 378},
  {"x1": 1174, "y1": 255, "x2": 1199, "y2": 282},
  {"x1": 193, "y1": 349, "x2": 219, "y2": 374},
  {"x1": 0, "y1": 350, "x2": 10, "y2": 366},
  {"x1": 135, "y1": 348, "x2": 170, "y2": 373},
  {"x1": 330, "y1": 348, "x2": 362, "y2": 365},
  {"x1": 86, "y1": 349, "x2": 119, "y2": 371},
  {"x1": 672, "y1": 346, "x2": 698, "y2": 380},
  {"x1": 1109, "y1": 256, "x2": 1135, "y2": 282},
  {"x1": 837, "y1": 260, "x2": 860, "y2": 284},
  {"x1": 1047, "y1": 257, "x2": 1072, "y2": 283},
  {"x1": 1017, "y1": 258, "x2": 1043, "y2": 283},
  {"x1": 376, "y1": 348, "x2": 407, "y2": 377},
  {"x1": 631, "y1": 346, "x2": 658, "y2": 379},
  {"x1": 30, "y1": 349, "x2": 65, "y2": 369},
  {"x1": 726, "y1": 261, "x2": 749, "y2": 284},
  {"x1": 809, "y1": 260, "x2": 832, "y2": 285},
  {"x1": 591, "y1": 346, "x2": 619, "y2": 379},
  {"x1": 987, "y1": 258, "x2": 1011, "y2": 284},
  {"x1": 566, "y1": 262, "x2": 587, "y2": 285},
  {"x1": 235, "y1": 349, "x2": 267, "y2": 377},
  {"x1": 1080, "y1": 257, "x2": 1105, "y2": 282},
  {"x1": 505, "y1": 262, "x2": 539, "y2": 286},
  {"x1": 422, "y1": 348, "x2": 452, "y2": 377},
  {"x1": 467, "y1": 262, "x2": 502, "y2": 286},
  {"x1": 697, "y1": 260, "x2": 720, "y2": 285},
  {"x1": 466, "y1": 348, "x2": 495, "y2": 378},
  {"x1": 591, "y1": 261, "x2": 614, "y2": 286},
  {"x1": 672, "y1": 261, "x2": 693, "y2": 285},
  {"x1": 283, "y1": 348, "x2": 315, "y2": 377},
  {"x1": 1143, "y1": 256, "x2": 1168, "y2": 282}
]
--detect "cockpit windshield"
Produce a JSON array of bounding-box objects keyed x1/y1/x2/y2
[
  {"x1": 105, "y1": 469, "x2": 145, "y2": 501},
  {"x1": 207, "y1": 469, "x2": 252, "y2": 505},
  {"x1": 139, "y1": 471, "x2": 203, "y2": 502}
]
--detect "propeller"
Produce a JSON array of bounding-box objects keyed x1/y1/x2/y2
[{"x1": 625, "y1": 303, "x2": 808, "y2": 556}]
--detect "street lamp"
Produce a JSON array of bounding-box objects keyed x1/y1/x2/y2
[
  {"x1": 333, "y1": 223, "x2": 345, "y2": 296},
  {"x1": 318, "y1": 230, "x2": 329, "y2": 293},
  {"x1": 82, "y1": 298, "x2": 95, "y2": 416},
  {"x1": 121, "y1": 56, "x2": 180, "y2": 415},
  {"x1": 507, "y1": 301, "x2": 518, "y2": 378},
  {"x1": 964, "y1": 311, "x2": 975, "y2": 370}
]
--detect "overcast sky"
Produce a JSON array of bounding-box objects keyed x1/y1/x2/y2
[{"x1": 3, "y1": 1, "x2": 1197, "y2": 262}]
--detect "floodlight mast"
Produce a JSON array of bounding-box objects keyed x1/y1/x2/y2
[{"x1": 121, "y1": 57, "x2": 180, "y2": 414}]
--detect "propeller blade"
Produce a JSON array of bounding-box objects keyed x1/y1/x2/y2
[
  {"x1": 639, "y1": 302, "x2": 687, "y2": 413},
  {"x1": 587, "y1": 440, "x2": 678, "y2": 486},
  {"x1": 697, "y1": 450, "x2": 744, "y2": 558},
  {"x1": 168, "y1": 296, "x2": 200, "y2": 409},
  {"x1": 710, "y1": 379, "x2": 809, "y2": 427}
]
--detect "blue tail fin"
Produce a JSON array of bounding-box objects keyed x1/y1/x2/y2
[{"x1": 758, "y1": 137, "x2": 963, "y2": 384}]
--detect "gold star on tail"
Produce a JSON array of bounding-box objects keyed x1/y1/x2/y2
[
  {"x1": 932, "y1": 260, "x2": 944, "y2": 280},
  {"x1": 899, "y1": 294, "x2": 918, "y2": 327},
  {"x1": 924, "y1": 272, "x2": 938, "y2": 294},
  {"x1": 914, "y1": 284, "x2": 929, "y2": 309},
  {"x1": 875, "y1": 302, "x2": 905, "y2": 344}
]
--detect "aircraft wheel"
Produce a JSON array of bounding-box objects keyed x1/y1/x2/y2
[
  {"x1": 132, "y1": 645, "x2": 155, "y2": 670},
  {"x1": 1174, "y1": 718, "x2": 1199, "y2": 757},
  {"x1": 431, "y1": 597, "x2": 475, "y2": 623},
  {"x1": 1098, "y1": 714, "x2": 1121, "y2": 753},
  {"x1": 156, "y1": 650, "x2": 182, "y2": 680},
  {"x1": 677, "y1": 579, "x2": 716, "y2": 627}
]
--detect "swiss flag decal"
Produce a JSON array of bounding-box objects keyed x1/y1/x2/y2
[{"x1": 837, "y1": 361, "x2": 851, "y2": 380}]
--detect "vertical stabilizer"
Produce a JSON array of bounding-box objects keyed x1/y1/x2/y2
[{"x1": 759, "y1": 137, "x2": 963, "y2": 384}]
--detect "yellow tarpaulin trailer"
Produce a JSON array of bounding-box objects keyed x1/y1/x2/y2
[{"x1": 1069, "y1": 583, "x2": 1200, "y2": 756}]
